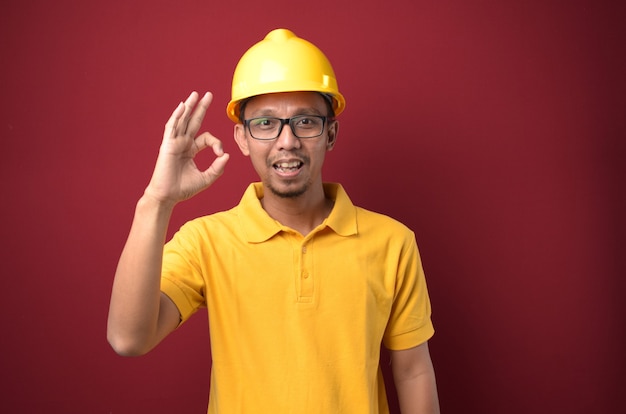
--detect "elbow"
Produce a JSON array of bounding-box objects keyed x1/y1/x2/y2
[{"x1": 107, "y1": 328, "x2": 151, "y2": 357}]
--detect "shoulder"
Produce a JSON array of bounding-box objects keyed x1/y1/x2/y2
[
  {"x1": 326, "y1": 183, "x2": 415, "y2": 240},
  {"x1": 168, "y1": 206, "x2": 241, "y2": 244},
  {"x1": 354, "y1": 206, "x2": 414, "y2": 237}
]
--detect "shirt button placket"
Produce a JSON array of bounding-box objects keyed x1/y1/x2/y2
[{"x1": 300, "y1": 242, "x2": 313, "y2": 300}]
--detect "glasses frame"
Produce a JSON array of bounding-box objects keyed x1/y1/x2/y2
[{"x1": 243, "y1": 115, "x2": 328, "y2": 140}]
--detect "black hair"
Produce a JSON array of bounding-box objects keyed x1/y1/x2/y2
[{"x1": 238, "y1": 92, "x2": 336, "y2": 123}]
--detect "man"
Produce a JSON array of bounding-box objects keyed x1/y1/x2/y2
[{"x1": 107, "y1": 28, "x2": 439, "y2": 413}]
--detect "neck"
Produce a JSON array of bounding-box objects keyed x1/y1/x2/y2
[{"x1": 261, "y1": 183, "x2": 333, "y2": 236}]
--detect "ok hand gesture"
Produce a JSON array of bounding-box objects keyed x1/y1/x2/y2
[{"x1": 145, "y1": 91, "x2": 230, "y2": 206}]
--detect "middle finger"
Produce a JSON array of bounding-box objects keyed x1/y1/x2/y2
[{"x1": 185, "y1": 92, "x2": 213, "y2": 138}]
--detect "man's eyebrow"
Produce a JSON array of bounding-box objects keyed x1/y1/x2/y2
[{"x1": 249, "y1": 106, "x2": 325, "y2": 117}]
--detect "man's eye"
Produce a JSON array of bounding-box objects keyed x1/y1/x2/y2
[
  {"x1": 295, "y1": 116, "x2": 319, "y2": 127},
  {"x1": 251, "y1": 118, "x2": 276, "y2": 128}
]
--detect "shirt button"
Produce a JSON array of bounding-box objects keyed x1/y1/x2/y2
[
  {"x1": 303, "y1": 272, "x2": 309, "y2": 279},
  {"x1": 302, "y1": 246, "x2": 307, "y2": 254}
]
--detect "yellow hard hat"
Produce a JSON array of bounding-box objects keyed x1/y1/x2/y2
[{"x1": 226, "y1": 28, "x2": 346, "y2": 122}]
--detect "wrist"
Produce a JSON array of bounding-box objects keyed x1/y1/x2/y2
[{"x1": 138, "y1": 190, "x2": 177, "y2": 214}]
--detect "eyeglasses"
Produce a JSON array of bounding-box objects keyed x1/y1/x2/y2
[{"x1": 244, "y1": 115, "x2": 328, "y2": 140}]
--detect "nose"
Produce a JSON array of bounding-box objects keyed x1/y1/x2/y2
[{"x1": 275, "y1": 122, "x2": 301, "y2": 150}]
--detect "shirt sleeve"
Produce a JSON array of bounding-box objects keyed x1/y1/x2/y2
[
  {"x1": 160, "y1": 222, "x2": 207, "y2": 324},
  {"x1": 382, "y1": 232, "x2": 435, "y2": 350}
]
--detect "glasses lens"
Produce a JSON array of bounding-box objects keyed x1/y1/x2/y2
[
  {"x1": 248, "y1": 117, "x2": 281, "y2": 140},
  {"x1": 291, "y1": 115, "x2": 325, "y2": 138}
]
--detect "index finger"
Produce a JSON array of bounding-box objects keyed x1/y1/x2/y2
[{"x1": 194, "y1": 131, "x2": 225, "y2": 157}]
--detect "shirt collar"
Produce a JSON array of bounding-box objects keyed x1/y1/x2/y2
[
  {"x1": 237, "y1": 182, "x2": 358, "y2": 243},
  {"x1": 322, "y1": 182, "x2": 358, "y2": 237}
]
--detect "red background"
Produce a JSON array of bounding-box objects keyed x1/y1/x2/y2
[{"x1": 1, "y1": 0, "x2": 624, "y2": 412}]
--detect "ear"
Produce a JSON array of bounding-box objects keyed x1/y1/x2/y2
[
  {"x1": 234, "y1": 123, "x2": 250, "y2": 156},
  {"x1": 326, "y1": 120, "x2": 339, "y2": 151}
]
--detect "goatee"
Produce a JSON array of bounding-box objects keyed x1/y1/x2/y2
[{"x1": 267, "y1": 181, "x2": 309, "y2": 199}]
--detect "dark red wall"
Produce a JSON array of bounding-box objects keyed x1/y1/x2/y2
[{"x1": 2, "y1": 1, "x2": 624, "y2": 412}]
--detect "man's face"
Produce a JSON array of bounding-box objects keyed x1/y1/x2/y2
[{"x1": 234, "y1": 92, "x2": 338, "y2": 199}]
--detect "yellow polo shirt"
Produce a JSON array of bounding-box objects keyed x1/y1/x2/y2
[{"x1": 161, "y1": 182, "x2": 434, "y2": 414}]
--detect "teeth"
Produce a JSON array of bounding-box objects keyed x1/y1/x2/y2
[{"x1": 276, "y1": 161, "x2": 300, "y2": 168}]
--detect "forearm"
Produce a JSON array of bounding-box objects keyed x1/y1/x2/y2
[
  {"x1": 391, "y1": 343, "x2": 440, "y2": 414},
  {"x1": 107, "y1": 194, "x2": 175, "y2": 356},
  {"x1": 395, "y1": 369, "x2": 440, "y2": 414}
]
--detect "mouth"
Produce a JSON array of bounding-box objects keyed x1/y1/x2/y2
[{"x1": 273, "y1": 160, "x2": 303, "y2": 174}]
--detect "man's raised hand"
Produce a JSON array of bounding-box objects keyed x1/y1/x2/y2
[{"x1": 145, "y1": 91, "x2": 230, "y2": 206}]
